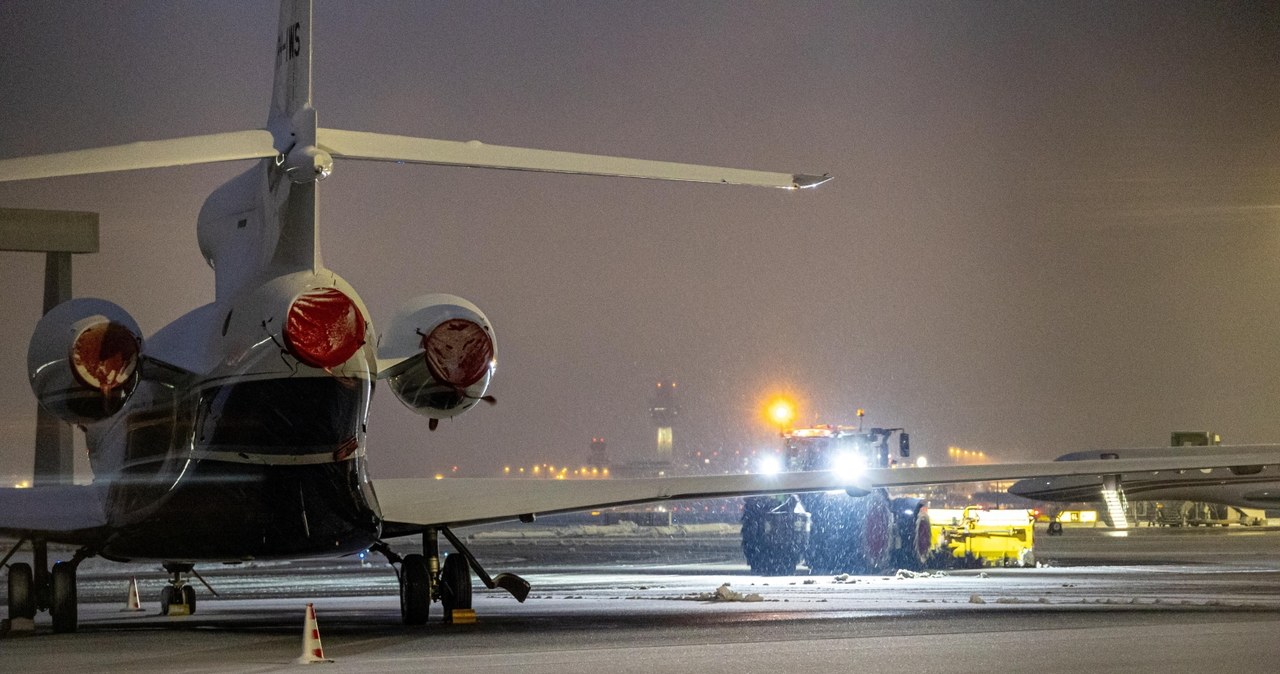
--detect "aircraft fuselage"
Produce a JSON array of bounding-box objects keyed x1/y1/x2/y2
[{"x1": 85, "y1": 267, "x2": 383, "y2": 562}]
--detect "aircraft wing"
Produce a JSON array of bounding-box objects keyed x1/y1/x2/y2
[
  {"x1": 0, "y1": 483, "x2": 110, "y2": 544},
  {"x1": 316, "y1": 128, "x2": 831, "y2": 190},
  {"x1": 374, "y1": 448, "x2": 1280, "y2": 529}
]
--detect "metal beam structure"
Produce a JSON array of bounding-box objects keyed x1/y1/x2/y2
[{"x1": 0, "y1": 208, "x2": 100, "y2": 486}]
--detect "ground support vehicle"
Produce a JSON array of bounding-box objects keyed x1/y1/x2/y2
[
  {"x1": 929, "y1": 507, "x2": 1035, "y2": 568},
  {"x1": 741, "y1": 425, "x2": 931, "y2": 575}
]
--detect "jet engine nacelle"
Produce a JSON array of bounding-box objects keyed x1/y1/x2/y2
[
  {"x1": 378, "y1": 294, "x2": 496, "y2": 424},
  {"x1": 28, "y1": 298, "x2": 143, "y2": 425}
]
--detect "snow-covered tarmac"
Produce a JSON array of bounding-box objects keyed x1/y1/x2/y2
[{"x1": 3, "y1": 524, "x2": 1280, "y2": 672}]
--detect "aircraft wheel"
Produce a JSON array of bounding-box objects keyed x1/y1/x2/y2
[
  {"x1": 440, "y1": 553, "x2": 473, "y2": 616},
  {"x1": 159, "y1": 586, "x2": 172, "y2": 615},
  {"x1": 182, "y1": 585, "x2": 197, "y2": 614},
  {"x1": 7, "y1": 562, "x2": 35, "y2": 619},
  {"x1": 400, "y1": 553, "x2": 430, "y2": 625},
  {"x1": 890, "y1": 500, "x2": 931, "y2": 572},
  {"x1": 49, "y1": 561, "x2": 77, "y2": 633}
]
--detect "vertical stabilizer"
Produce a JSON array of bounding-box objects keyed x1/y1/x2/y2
[
  {"x1": 258, "y1": 0, "x2": 322, "y2": 278},
  {"x1": 271, "y1": 0, "x2": 313, "y2": 126}
]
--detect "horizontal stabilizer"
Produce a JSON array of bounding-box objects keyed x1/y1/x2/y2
[
  {"x1": 0, "y1": 130, "x2": 279, "y2": 182},
  {"x1": 317, "y1": 128, "x2": 830, "y2": 190}
]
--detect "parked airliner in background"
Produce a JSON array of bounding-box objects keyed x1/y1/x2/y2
[
  {"x1": 2, "y1": 0, "x2": 1279, "y2": 633},
  {"x1": 1011, "y1": 443, "x2": 1280, "y2": 521}
]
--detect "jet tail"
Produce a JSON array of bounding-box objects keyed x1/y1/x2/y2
[
  {"x1": 270, "y1": 0, "x2": 314, "y2": 127},
  {"x1": 0, "y1": 0, "x2": 829, "y2": 190}
]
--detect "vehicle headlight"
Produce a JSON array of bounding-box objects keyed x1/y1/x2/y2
[
  {"x1": 757, "y1": 455, "x2": 783, "y2": 476},
  {"x1": 831, "y1": 452, "x2": 865, "y2": 482}
]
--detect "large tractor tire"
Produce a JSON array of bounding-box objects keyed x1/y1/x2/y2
[
  {"x1": 847, "y1": 492, "x2": 893, "y2": 574},
  {"x1": 890, "y1": 498, "x2": 931, "y2": 572},
  {"x1": 741, "y1": 496, "x2": 809, "y2": 575},
  {"x1": 805, "y1": 492, "x2": 894, "y2": 575},
  {"x1": 804, "y1": 494, "x2": 856, "y2": 574}
]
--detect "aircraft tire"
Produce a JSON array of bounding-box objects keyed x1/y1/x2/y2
[
  {"x1": 159, "y1": 586, "x2": 172, "y2": 615},
  {"x1": 7, "y1": 562, "x2": 35, "y2": 619},
  {"x1": 440, "y1": 553, "x2": 473, "y2": 616},
  {"x1": 49, "y1": 561, "x2": 77, "y2": 633},
  {"x1": 400, "y1": 553, "x2": 430, "y2": 626},
  {"x1": 890, "y1": 499, "x2": 931, "y2": 572},
  {"x1": 182, "y1": 585, "x2": 197, "y2": 614}
]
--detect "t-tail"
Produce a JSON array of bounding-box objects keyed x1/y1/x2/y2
[{"x1": 0, "y1": 2, "x2": 829, "y2": 191}]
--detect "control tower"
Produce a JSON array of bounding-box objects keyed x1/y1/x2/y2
[
  {"x1": 649, "y1": 381, "x2": 679, "y2": 461},
  {"x1": 587, "y1": 437, "x2": 610, "y2": 470}
]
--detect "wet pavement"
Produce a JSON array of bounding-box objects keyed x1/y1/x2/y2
[{"x1": 3, "y1": 523, "x2": 1280, "y2": 672}]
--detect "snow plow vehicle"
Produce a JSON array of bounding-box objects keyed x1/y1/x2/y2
[{"x1": 741, "y1": 423, "x2": 931, "y2": 575}]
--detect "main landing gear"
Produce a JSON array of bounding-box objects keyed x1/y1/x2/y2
[
  {"x1": 374, "y1": 526, "x2": 530, "y2": 626},
  {"x1": 2, "y1": 538, "x2": 91, "y2": 633}
]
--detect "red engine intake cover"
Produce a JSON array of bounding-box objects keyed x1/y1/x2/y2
[
  {"x1": 422, "y1": 318, "x2": 493, "y2": 388},
  {"x1": 69, "y1": 320, "x2": 140, "y2": 395},
  {"x1": 284, "y1": 288, "x2": 367, "y2": 369}
]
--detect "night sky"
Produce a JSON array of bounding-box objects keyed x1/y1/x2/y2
[{"x1": 2, "y1": 2, "x2": 1279, "y2": 482}]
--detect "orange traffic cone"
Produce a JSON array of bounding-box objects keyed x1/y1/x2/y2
[
  {"x1": 296, "y1": 603, "x2": 334, "y2": 664},
  {"x1": 121, "y1": 577, "x2": 144, "y2": 612}
]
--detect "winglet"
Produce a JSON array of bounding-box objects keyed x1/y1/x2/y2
[{"x1": 793, "y1": 174, "x2": 833, "y2": 190}]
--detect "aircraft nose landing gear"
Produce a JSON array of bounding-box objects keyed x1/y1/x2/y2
[{"x1": 159, "y1": 563, "x2": 216, "y2": 616}]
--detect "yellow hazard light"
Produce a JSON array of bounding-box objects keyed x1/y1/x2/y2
[{"x1": 766, "y1": 397, "x2": 796, "y2": 428}]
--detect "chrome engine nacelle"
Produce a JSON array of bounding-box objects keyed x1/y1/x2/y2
[
  {"x1": 378, "y1": 294, "x2": 495, "y2": 423},
  {"x1": 28, "y1": 298, "x2": 143, "y2": 425}
]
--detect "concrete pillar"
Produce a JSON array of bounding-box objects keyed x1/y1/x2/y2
[
  {"x1": 0, "y1": 208, "x2": 99, "y2": 486},
  {"x1": 33, "y1": 252, "x2": 75, "y2": 486}
]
